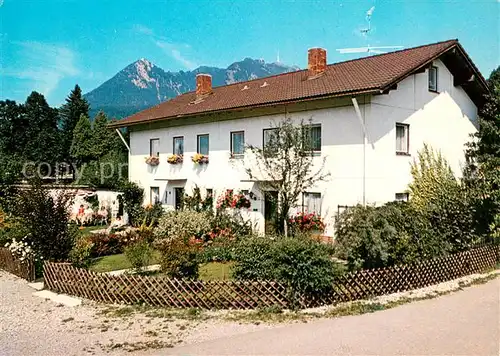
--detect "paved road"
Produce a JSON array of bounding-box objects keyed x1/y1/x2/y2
[{"x1": 168, "y1": 278, "x2": 500, "y2": 355}]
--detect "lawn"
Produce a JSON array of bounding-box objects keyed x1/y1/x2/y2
[
  {"x1": 78, "y1": 225, "x2": 107, "y2": 236},
  {"x1": 90, "y1": 253, "x2": 234, "y2": 281}
]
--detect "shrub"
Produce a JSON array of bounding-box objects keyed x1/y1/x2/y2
[
  {"x1": 86, "y1": 231, "x2": 140, "y2": 257},
  {"x1": 289, "y1": 212, "x2": 325, "y2": 233},
  {"x1": 154, "y1": 210, "x2": 212, "y2": 244},
  {"x1": 209, "y1": 212, "x2": 252, "y2": 241},
  {"x1": 154, "y1": 210, "x2": 211, "y2": 279},
  {"x1": 117, "y1": 182, "x2": 144, "y2": 226},
  {"x1": 200, "y1": 235, "x2": 238, "y2": 263},
  {"x1": 124, "y1": 240, "x2": 154, "y2": 273},
  {"x1": 233, "y1": 235, "x2": 344, "y2": 304},
  {"x1": 69, "y1": 237, "x2": 94, "y2": 268},
  {"x1": 409, "y1": 144, "x2": 478, "y2": 251},
  {"x1": 335, "y1": 204, "x2": 421, "y2": 270},
  {"x1": 159, "y1": 238, "x2": 200, "y2": 279},
  {"x1": 0, "y1": 211, "x2": 27, "y2": 247},
  {"x1": 13, "y1": 180, "x2": 78, "y2": 261}
]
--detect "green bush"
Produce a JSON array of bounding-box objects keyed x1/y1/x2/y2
[
  {"x1": 200, "y1": 235, "x2": 238, "y2": 263},
  {"x1": 124, "y1": 240, "x2": 154, "y2": 273},
  {"x1": 209, "y1": 212, "x2": 252, "y2": 240},
  {"x1": 159, "y1": 238, "x2": 200, "y2": 279},
  {"x1": 154, "y1": 210, "x2": 212, "y2": 244},
  {"x1": 335, "y1": 203, "x2": 427, "y2": 270},
  {"x1": 69, "y1": 237, "x2": 94, "y2": 268},
  {"x1": 117, "y1": 182, "x2": 144, "y2": 226},
  {"x1": 233, "y1": 235, "x2": 344, "y2": 302},
  {"x1": 13, "y1": 180, "x2": 78, "y2": 261},
  {"x1": 154, "y1": 210, "x2": 211, "y2": 279},
  {"x1": 409, "y1": 144, "x2": 479, "y2": 251}
]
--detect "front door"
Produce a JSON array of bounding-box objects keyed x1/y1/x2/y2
[
  {"x1": 264, "y1": 191, "x2": 278, "y2": 234},
  {"x1": 174, "y1": 187, "x2": 184, "y2": 210}
]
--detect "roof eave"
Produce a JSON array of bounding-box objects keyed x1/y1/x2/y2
[{"x1": 108, "y1": 87, "x2": 380, "y2": 128}]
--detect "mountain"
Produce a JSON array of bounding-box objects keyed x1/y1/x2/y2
[{"x1": 84, "y1": 58, "x2": 298, "y2": 119}]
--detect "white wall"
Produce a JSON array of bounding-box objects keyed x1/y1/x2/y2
[
  {"x1": 128, "y1": 59, "x2": 478, "y2": 236},
  {"x1": 369, "y1": 59, "x2": 478, "y2": 204}
]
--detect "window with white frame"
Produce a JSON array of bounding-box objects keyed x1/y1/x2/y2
[
  {"x1": 429, "y1": 66, "x2": 438, "y2": 92},
  {"x1": 197, "y1": 134, "x2": 209, "y2": 155},
  {"x1": 395, "y1": 192, "x2": 409, "y2": 202},
  {"x1": 303, "y1": 124, "x2": 322, "y2": 152},
  {"x1": 150, "y1": 138, "x2": 160, "y2": 157},
  {"x1": 303, "y1": 192, "x2": 322, "y2": 214},
  {"x1": 230, "y1": 131, "x2": 245, "y2": 156},
  {"x1": 173, "y1": 136, "x2": 184, "y2": 155},
  {"x1": 395, "y1": 123, "x2": 409, "y2": 154},
  {"x1": 150, "y1": 187, "x2": 160, "y2": 204}
]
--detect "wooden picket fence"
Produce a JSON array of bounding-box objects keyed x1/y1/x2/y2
[
  {"x1": 43, "y1": 244, "x2": 499, "y2": 309},
  {"x1": 0, "y1": 247, "x2": 36, "y2": 281}
]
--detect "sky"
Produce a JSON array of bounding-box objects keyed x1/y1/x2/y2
[{"x1": 1, "y1": 0, "x2": 499, "y2": 106}]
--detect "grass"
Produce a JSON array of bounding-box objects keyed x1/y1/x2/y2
[
  {"x1": 90, "y1": 252, "x2": 235, "y2": 281},
  {"x1": 78, "y1": 225, "x2": 107, "y2": 236},
  {"x1": 90, "y1": 252, "x2": 161, "y2": 273},
  {"x1": 199, "y1": 262, "x2": 234, "y2": 280}
]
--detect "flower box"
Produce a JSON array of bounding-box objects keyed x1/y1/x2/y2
[
  {"x1": 167, "y1": 154, "x2": 183, "y2": 164},
  {"x1": 192, "y1": 153, "x2": 209, "y2": 164},
  {"x1": 145, "y1": 156, "x2": 160, "y2": 166}
]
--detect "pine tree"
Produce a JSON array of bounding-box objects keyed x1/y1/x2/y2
[
  {"x1": 70, "y1": 114, "x2": 94, "y2": 167},
  {"x1": 59, "y1": 85, "x2": 90, "y2": 162},
  {"x1": 23, "y1": 92, "x2": 61, "y2": 170},
  {"x1": 0, "y1": 100, "x2": 28, "y2": 157},
  {"x1": 91, "y1": 111, "x2": 123, "y2": 158}
]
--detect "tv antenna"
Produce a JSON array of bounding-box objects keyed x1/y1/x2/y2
[{"x1": 337, "y1": 6, "x2": 403, "y2": 56}]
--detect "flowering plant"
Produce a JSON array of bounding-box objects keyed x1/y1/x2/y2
[
  {"x1": 288, "y1": 212, "x2": 325, "y2": 232},
  {"x1": 191, "y1": 153, "x2": 209, "y2": 164},
  {"x1": 5, "y1": 236, "x2": 38, "y2": 263},
  {"x1": 167, "y1": 154, "x2": 183, "y2": 164},
  {"x1": 145, "y1": 156, "x2": 160, "y2": 166},
  {"x1": 216, "y1": 190, "x2": 251, "y2": 210}
]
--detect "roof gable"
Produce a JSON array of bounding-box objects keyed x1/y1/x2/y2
[{"x1": 111, "y1": 39, "x2": 488, "y2": 128}]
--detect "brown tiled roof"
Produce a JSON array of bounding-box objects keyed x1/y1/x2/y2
[{"x1": 110, "y1": 39, "x2": 485, "y2": 128}]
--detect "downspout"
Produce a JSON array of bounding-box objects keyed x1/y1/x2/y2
[
  {"x1": 351, "y1": 96, "x2": 374, "y2": 206},
  {"x1": 115, "y1": 129, "x2": 130, "y2": 152}
]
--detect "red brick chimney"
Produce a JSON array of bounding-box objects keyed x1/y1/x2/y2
[
  {"x1": 308, "y1": 48, "x2": 327, "y2": 77},
  {"x1": 196, "y1": 74, "x2": 212, "y2": 97}
]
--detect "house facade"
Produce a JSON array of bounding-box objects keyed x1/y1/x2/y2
[{"x1": 111, "y1": 40, "x2": 488, "y2": 236}]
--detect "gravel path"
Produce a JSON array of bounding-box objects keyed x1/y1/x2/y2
[
  {"x1": 168, "y1": 277, "x2": 500, "y2": 355},
  {"x1": 1, "y1": 270, "x2": 499, "y2": 355},
  {"x1": 0, "y1": 271, "x2": 274, "y2": 355}
]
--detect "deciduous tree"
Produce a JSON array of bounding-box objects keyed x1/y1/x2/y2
[{"x1": 245, "y1": 118, "x2": 329, "y2": 236}]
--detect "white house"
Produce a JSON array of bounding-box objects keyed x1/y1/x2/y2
[{"x1": 110, "y1": 39, "x2": 489, "y2": 236}]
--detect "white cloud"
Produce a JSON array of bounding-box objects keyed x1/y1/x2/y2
[
  {"x1": 133, "y1": 24, "x2": 198, "y2": 70},
  {"x1": 4, "y1": 41, "x2": 80, "y2": 98}
]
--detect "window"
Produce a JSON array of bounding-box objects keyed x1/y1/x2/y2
[
  {"x1": 429, "y1": 66, "x2": 438, "y2": 92},
  {"x1": 303, "y1": 124, "x2": 321, "y2": 152},
  {"x1": 173, "y1": 136, "x2": 184, "y2": 156},
  {"x1": 263, "y1": 128, "x2": 279, "y2": 154},
  {"x1": 149, "y1": 138, "x2": 160, "y2": 157},
  {"x1": 395, "y1": 193, "x2": 409, "y2": 202},
  {"x1": 395, "y1": 123, "x2": 409, "y2": 155},
  {"x1": 150, "y1": 187, "x2": 160, "y2": 204},
  {"x1": 197, "y1": 134, "x2": 209, "y2": 155},
  {"x1": 230, "y1": 131, "x2": 245, "y2": 156},
  {"x1": 303, "y1": 192, "x2": 322, "y2": 214}
]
